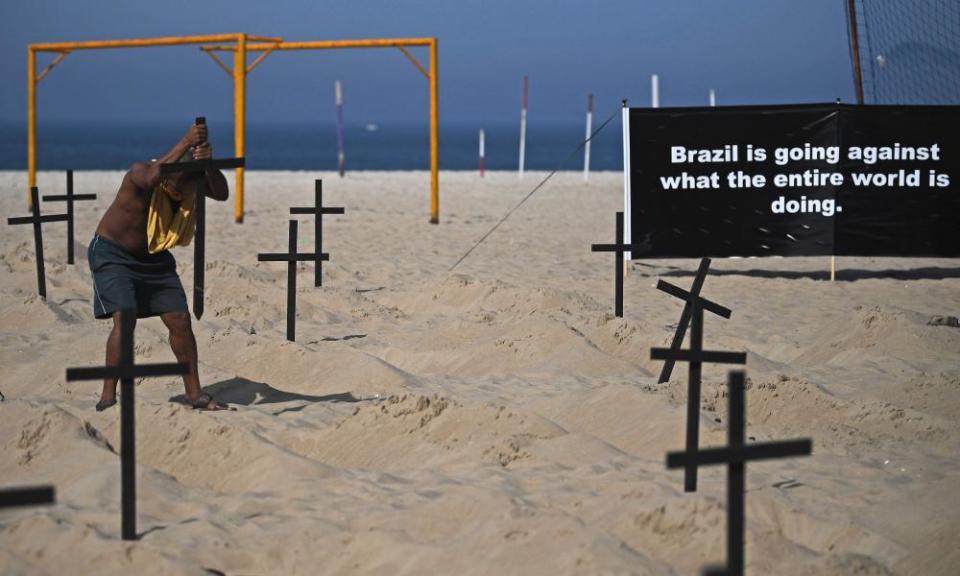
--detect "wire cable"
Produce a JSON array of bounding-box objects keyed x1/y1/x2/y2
[{"x1": 449, "y1": 105, "x2": 621, "y2": 272}]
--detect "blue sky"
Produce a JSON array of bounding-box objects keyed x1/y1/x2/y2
[{"x1": 0, "y1": 0, "x2": 855, "y2": 126}]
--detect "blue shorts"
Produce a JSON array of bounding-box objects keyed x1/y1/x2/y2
[{"x1": 88, "y1": 234, "x2": 189, "y2": 319}]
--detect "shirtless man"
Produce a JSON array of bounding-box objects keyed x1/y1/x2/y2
[{"x1": 89, "y1": 122, "x2": 228, "y2": 411}]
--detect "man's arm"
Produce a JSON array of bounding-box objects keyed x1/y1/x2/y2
[
  {"x1": 128, "y1": 124, "x2": 208, "y2": 191},
  {"x1": 191, "y1": 142, "x2": 229, "y2": 201}
]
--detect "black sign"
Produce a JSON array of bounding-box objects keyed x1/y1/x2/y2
[{"x1": 625, "y1": 103, "x2": 960, "y2": 258}]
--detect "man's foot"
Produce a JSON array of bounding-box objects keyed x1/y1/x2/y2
[
  {"x1": 96, "y1": 397, "x2": 117, "y2": 412},
  {"x1": 187, "y1": 392, "x2": 230, "y2": 411}
]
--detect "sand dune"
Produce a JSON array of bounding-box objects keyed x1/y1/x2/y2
[{"x1": 1, "y1": 170, "x2": 958, "y2": 575}]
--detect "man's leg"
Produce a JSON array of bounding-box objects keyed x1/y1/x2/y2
[
  {"x1": 100, "y1": 311, "x2": 127, "y2": 404},
  {"x1": 160, "y1": 311, "x2": 218, "y2": 409}
]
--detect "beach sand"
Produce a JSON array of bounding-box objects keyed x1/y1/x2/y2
[{"x1": 1, "y1": 170, "x2": 958, "y2": 575}]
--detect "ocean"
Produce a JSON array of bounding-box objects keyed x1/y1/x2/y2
[{"x1": 0, "y1": 119, "x2": 625, "y2": 172}]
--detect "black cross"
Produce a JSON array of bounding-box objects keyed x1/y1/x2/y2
[
  {"x1": 657, "y1": 258, "x2": 731, "y2": 384},
  {"x1": 7, "y1": 187, "x2": 68, "y2": 299},
  {"x1": 257, "y1": 220, "x2": 328, "y2": 342},
  {"x1": 42, "y1": 170, "x2": 96, "y2": 265},
  {"x1": 651, "y1": 299, "x2": 743, "y2": 493},
  {"x1": 289, "y1": 179, "x2": 344, "y2": 287},
  {"x1": 667, "y1": 371, "x2": 812, "y2": 576},
  {"x1": 0, "y1": 486, "x2": 55, "y2": 509},
  {"x1": 159, "y1": 117, "x2": 245, "y2": 320},
  {"x1": 65, "y1": 308, "x2": 188, "y2": 541},
  {"x1": 591, "y1": 211, "x2": 629, "y2": 317}
]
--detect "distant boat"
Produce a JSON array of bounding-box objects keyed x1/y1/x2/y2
[{"x1": 365, "y1": 123, "x2": 378, "y2": 132}]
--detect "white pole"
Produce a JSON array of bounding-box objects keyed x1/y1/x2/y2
[
  {"x1": 335, "y1": 80, "x2": 345, "y2": 177},
  {"x1": 583, "y1": 93, "x2": 593, "y2": 182},
  {"x1": 519, "y1": 75, "x2": 528, "y2": 179},
  {"x1": 479, "y1": 128, "x2": 485, "y2": 178},
  {"x1": 709, "y1": 88, "x2": 716, "y2": 107},
  {"x1": 622, "y1": 101, "x2": 632, "y2": 261},
  {"x1": 651, "y1": 74, "x2": 659, "y2": 108}
]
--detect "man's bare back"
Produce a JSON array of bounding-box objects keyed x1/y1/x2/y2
[{"x1": 95, "y1": 123, "x2": 229, "y2": 255}]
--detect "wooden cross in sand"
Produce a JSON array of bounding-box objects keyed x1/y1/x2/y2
[
  {"x1": 651, "y1": 258, "x2": 736, "y2": 492},
  {"x1": 257, "y1": 220, "x2": 328, "y2": 342},
  {"x1": 666, "y1": 371, "x2": 812, "y2": 576},
  {"x1": 65, "y1": 308, "x2": 188, "y2": 541},
  {"x1": 6, "y1": 186, "x2": 68, "y2": 299},
  {"x1": 656, "y1": 258, "x2": 732, "y2": 384},
  {"x1": 289, "y1": 179, "x2": 344, "y2": 287},
  {"x1": 42, "y1": 170, "x2": 96, "y2": 265},
  {"x1": 591, "y1": 211, "x2": 629, "y2": 317},
  {"x1": 651, "y1": 307, "x2": 745, "y2": 493},
  {"x1": 159, "y1": 117, "x2": 245, "y2": 320},
  {"x1": 0, "y1": 485, "x2": 55, "y2": 509}
]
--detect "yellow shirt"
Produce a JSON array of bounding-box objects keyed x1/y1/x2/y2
[{"x1": 146, "y1": 180, "x2": 195, "y2": 254}]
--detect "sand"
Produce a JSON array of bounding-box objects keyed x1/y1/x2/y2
[{"x1": 1, "y1": 169, "x2": 958, "y2": 575}]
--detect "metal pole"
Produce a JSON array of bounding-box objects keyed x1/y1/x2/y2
[
  {"x1": 234, "y1": 33, "x2": 247, "y2": 223},
  {"x1": 846, "y1": 0, "x2": 865, "y2": 105},
  {"x1": 335, "y1": 80, "x2": 345, "y2": 177},
  {"x1": 651, "y1": 74, "x2": 659, "y2": 108},
  {"x1": 479, "y1": 129, "x2": 485, "y2": 178},
  {"x1": 583, "y1": 93, "x2": 593, "y2": 181},
  {"x1": 622, "y1": 100, "x2": 632, "y2": 260},
  {"x1": 31, "y1": 34, "x2": 280, "y2": 52},
  {"x1": 429, "y1": 38, "x2": 440, "y2": 224},
  {"x1": 27, "y1": 47, "x2": 37, "y2": 204},
  {"x1": 518, "y1": 75, "x2": 528, "y2": 179}
]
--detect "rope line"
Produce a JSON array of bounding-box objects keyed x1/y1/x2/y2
[{"x1": 449, "y1": 105, "x2": 621, "y2": 272}]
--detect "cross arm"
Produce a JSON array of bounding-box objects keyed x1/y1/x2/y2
[
  {"x1": 666, "y1": 439, "x2": 812, "y2": 468},
  {"x1": 0, "y1": 486, "x2": 55, "y2": 508},
  {"x1": 159, "y1": 157, "x2": 245, "y2": 174},
  {"x1": 42, "y1": 194, "x2": 97, "y2": 202},
  {"x1": 8, "y1": 214, "x2": 69, "y2": 225},
  {"x1": 657, "y1": 280, "x2": 732, "y2": 319},
  {"x1": 591, "y1": 243, "x2": 630, "y2": 252},
  {"x1": 651, "y1": 348, "x2": 747, "y2": 365},
  {"x1": 257, "y1": 253, "x2": 330, "y2": 262},
  {"x1": 66, "y1": 362, "x2": 188, "y2": 382},
  {"x1": 290, "y1": 207, "x2": 346, "y2": 215}
]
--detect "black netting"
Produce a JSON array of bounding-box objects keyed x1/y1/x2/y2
[{"x1": 848, "y1": 0, "x2": 960, "y2": 104}]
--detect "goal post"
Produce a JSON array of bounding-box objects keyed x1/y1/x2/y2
[
  {"x1": 26, "y1": 34, "x2": 279, "y2": 217},
  {"x1": 202, "y1": 37, "x2": 440, "y2": 224},
  {"x1": 26, "y1": 34, "x2": 441, "y2": 224}
]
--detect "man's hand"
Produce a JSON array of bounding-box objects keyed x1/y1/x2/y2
[
  {"x1": 193, "y1": 143, "x2": 213, "y2": 160},
  {"x1": 184, "y1": 123, "x2": 208, "y2": 148}
]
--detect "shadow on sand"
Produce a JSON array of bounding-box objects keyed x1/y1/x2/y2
[
  {"x1": 649, "y1": 266, "x2": 960, "y2": 282},
  {"x1": 169, "y1": 376, "x2": 363, "y2": 408}
]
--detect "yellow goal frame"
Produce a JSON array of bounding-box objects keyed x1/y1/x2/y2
[{"x1": 27, "y1": 34, "x2": 440, "y2": 223}]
